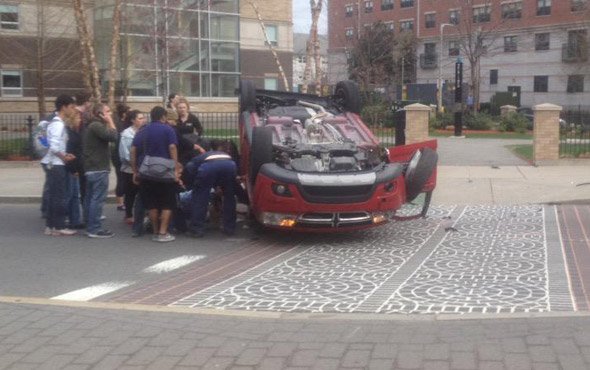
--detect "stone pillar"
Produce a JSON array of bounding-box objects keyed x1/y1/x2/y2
[
  {"x1": 404, "y1": 103, "x2": 431, "y2": 145},
  {"x1": 533, "y1": 103, "x2": 562, "y2": 164},
  {"x1": 500, "y1": 105, "x2": 517, "y2": 116}
]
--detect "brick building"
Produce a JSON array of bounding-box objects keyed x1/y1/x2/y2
[
  {"x1": 0, "y1": 0, "x2": 293, "y2": 113},
  {"x1": 327, "y1": 0, "x2": 589, "y2": 109}
]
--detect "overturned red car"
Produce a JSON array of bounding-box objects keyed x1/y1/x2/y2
[{"x1": 238, "y1": 80, "x2": 437, "y2": 232}]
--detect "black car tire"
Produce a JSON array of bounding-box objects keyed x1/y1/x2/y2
[
  {"x1": 405, "y1": 147, "x2": 438, "y2": 202},
  {"x1": 249, "y1": 126, "x2": 273, "y2": 185},
  {"x1": 240, "y1": 80, "x2": 256, "y2": 112},
  {"x1": 335, "y1": 80, "x2": 361, "y2": 114}
]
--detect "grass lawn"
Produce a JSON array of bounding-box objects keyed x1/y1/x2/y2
[
  {"x1": 0, "y1": 138, "x2": 29, "y2": 159},
  {"x1": 431, "y1": 130, "x2": 533, "y2": 140},
  {"x1": 506, "y1": 143, "x2": 590, "y2": 161}
]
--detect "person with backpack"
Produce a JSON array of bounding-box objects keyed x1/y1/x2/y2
[
  {"x1": 35, "y1": 111, "x2": 57, "y2": 219},
  {"x1": 40, "y1": 94, "x2": 78, "y2": 236}
]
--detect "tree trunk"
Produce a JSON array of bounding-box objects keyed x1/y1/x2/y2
[
  {"x1": 248, "y1": 1, "x2": 290, "y2": 91},
  {"x1": 311, "y1": 0, "x2": 323, "y2": 95},
  {"x1": 72, "y1": 0, "x2": 101, "y2": 102},
  {"x1": 107, "y1": 0, "x2": 122, "y2": 108},
  {"x1": 36, "y1": 0, "x2": 46, "y2": 117}
]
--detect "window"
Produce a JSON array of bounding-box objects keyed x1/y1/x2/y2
[
  {"x1": 345, "y1": 28, "x2": 354, "y2": 39},
  {"x1": 345, "y1": 4, "x2": 354, "y2": 17},
  {"x1": 473, "y1": 6, "x2": 491, "y2": 23},
  {"x1": 381, "y1": 0, "x2": 394, "y2": 11},
  {"x1": 571, "y1": 0, "x2": 587, "y2": 11},
  {"x1": 534, "y1": 76, "x2": 548, "y2": 92},
  {"x1": 425, "y1": 13, "x2": 436, "y2": 29},
  {"x1": 504, "y1": 36, "x2": 518, "y2": 52},
  {"x1": 449, "y1": 40, "x2": 460, "y2": 56},
  {"x1": 502, "y1": 2, "x2": 522, "y2": 19},
  {"x1": 567, "y1": 75, "x2": 584, "y2": 93},
  {"x1": 537, "y1": 0, "x2": 551, "y2": 15},
  {"x1": 265, "y1": 25, "x2": 278, "y2": 46},
  {"x1": 1, "y1": 70, "x2": 22, "y2": 96},
  {"x1": 385, "y1": 21, "x2": 394, "y2": 32},
  {"x1": 0, "y1": 4, "x2": 18, "y2": 30},
  {"x1": 264, "y1": 78, "x2": 278, "y2": 91},
  {"x1": 400, "y1": 20, "x2": 414, "y2": 32},
  {"x1": 535, "y1": 33, "x2": 550, "y2": 51},
  {"x1": 449, "y1": 10, "x2": 460, "y2": 25},
  {"x1": 490, "y1": 69, "x2": 498, "y2": 85},
  {"x1": 400, "y1": 0, "x2": 414, "y2": 8},
  {"x1": 364, "y1": 1, "x2": 373, "y2": 13}
]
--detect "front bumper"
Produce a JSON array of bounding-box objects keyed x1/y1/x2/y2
[{"x1": 251, "y1": 163, "x2": 406, "y2": 231}]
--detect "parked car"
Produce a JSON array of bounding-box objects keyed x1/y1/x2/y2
[
  {"x1": 238, "y1": 80, "x2": 438, "y2": 232},
  {"x1": 516, "y1": 107, "x2": 567, "y2": 129}
]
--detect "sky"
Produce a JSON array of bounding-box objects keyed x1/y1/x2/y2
[{"x1": 292, "y1": 1, "x2": 328, "y2": 35}]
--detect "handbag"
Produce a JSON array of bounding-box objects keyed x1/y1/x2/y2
[{"x1": 138, "y1": 127, "x2": 176, "y2": 182}]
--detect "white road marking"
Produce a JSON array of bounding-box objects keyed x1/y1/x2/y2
[
  {"x1": 51, "y1": 282, "x2": 133, "y2": 302},
  {"x1": 143, "y1": 255, "x2": 205, "y2": 274}
]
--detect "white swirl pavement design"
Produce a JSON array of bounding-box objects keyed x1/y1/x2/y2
[{"x1": 171, "y1": 205, "x2": 573, "y2": 315}]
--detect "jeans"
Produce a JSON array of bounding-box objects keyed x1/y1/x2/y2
[
  {"x1": 132, "y1": 194, "x2": 145, "y2": 235},
  {"x1": 190, "y1": 160, "x2": 236, "y2": 234},
  {"x1": 45, "y1": 165, "x2": 67, "y2": 230},
  {"x1": 84, "y1": 171, "x2": 109, "y2": 234},
  {"x1": 65, "y1": 173, "x2": 81, "y2": 226},
  {"x1": 40, "y1": 164, "x2": 49, "y2": 217}
]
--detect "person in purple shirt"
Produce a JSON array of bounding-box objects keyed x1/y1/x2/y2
[{"x1": 130, "y1": 106, "x2": 179, "y2": 243}]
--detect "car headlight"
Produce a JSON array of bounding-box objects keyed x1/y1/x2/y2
[{"x1": 260, "y1": 212, "x2": 297, "y2": 227}]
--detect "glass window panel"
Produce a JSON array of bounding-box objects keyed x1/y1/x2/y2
[
  {"x1": 210, "y1": 14, "x2": 238, "y2": 41},
  {"x1": 200, "y1": 41, "x2": 210, "y2": 70},
  {"x1": 200, "y1": 11, "x2": 209, "y2": 38},
  {"x1": 122, "y1": 5, "x2": 154, "y2": 34},
  {"x1": 212, "y1": 74, "x2": 238, "y2": 97},
  {"x1": 265, "y1": 25, "x2": 278, "y2": 46},
  {"x1": 210, "y1": 0, "x2": 238, "y2": 13},
  {"x1": 168, "y1": 39, "x2": 200, "y2": 72},
  {"x1": 170, "y1": 72, "x2": 201, "y2": 96},
  {"x1": 201, "y1": 74, "x2": 211, "y2": 96},
  {"x1": 125, "y1": 70, "x2": 158, "y2": 96},
  {"x1": 121, "y1": 35, "x2": 157, "y2": 70},
  {"x1": 210, "y1": 42, "x2": 238, "y2": 72}
]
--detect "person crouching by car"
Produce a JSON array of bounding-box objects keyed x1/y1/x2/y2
[
  {"x1": 185, "y1": 140, "x2": 237, "y2": 238},
  {"x1": 83, "y1": 103, "x2": 118, "y2": 238},
  {"x1": 130, "y1": 106, "x2": 179, "y2": 243}
]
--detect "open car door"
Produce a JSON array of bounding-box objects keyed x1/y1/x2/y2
[{"x1": 388, "y1": 139, "x2": 438, "y2": 220}]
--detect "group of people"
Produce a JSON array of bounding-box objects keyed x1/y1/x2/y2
[{"x1": 41, "y1": 92, "x2": 241, "y2": 242}]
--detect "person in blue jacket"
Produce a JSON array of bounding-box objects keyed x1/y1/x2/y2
[{"x1": 185, "y1": 140, "x2": 237, "y2": 237}]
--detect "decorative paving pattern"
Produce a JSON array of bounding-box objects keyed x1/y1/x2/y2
[
  {"x1": 171, "y1": 206, "x2": 455, "y2": 312},
  {"x1": 170, "y1": 205, "x2": 573, "y2": 315},
  {"x1": 379, "y1": 205, "x2": 571, "y2": 314}
]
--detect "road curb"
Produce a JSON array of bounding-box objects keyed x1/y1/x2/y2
[{"x1": 1, "y1": 296, "x2": 589, "y2": 322}]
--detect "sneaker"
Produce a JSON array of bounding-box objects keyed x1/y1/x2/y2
[
  {"x1": 155, "y1": 233, "x2": 175, "y2": 243},
  {"x1": 44, "y1": 227, "x2": 54, "y2": 235},
  {"x1": 117, "y1": 205, "x2": 126, "y2": 211},
  {"x1": 87, "y1": 230, "x2": 114, "y2": 238},
  {"x1": 100, "y1": 215, "x2": 107, "y2": 220},
  {"x1": 53, "y1": 228, "x2": 77, "y2": 236}
]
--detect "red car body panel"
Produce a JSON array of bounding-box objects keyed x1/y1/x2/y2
[{"x1": 238, "y1": 96, "x2": 437, "y2": 232}]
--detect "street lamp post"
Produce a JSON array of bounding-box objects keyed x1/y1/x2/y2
[{"x1": 438, "y1": 23, "x2": 453, "y2": 113}]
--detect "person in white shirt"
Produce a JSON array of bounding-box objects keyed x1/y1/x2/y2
[{"x1": 40, "y1": 94, "x2": 78, "y2": 236}]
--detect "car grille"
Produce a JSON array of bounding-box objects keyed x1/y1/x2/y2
[
  {"x1": 298, "y1": 184, "x2": 374, "y2": 204},
  {"x1": 297, "y1": 212, "x2": 373, "y2": 228}
]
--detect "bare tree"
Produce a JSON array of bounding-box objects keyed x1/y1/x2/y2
[
  {"x1": 451, "y1": 0, "x2": 514, "y2": 110},
  {"x1": 301, "y1": 0, "x2": 323, "y2": 94},
  {"x1": 248, "y1": 0, "x2": 290, "y2": 91},
  {"x1": 107, "y1": 0, "x2": 123, "y2": 108},
  {"x1": 72, "y1": 0, "x2": 101, "y2": 101}
]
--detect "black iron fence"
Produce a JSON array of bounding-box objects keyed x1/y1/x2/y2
[
  {"x1": 561, "y1": 107, "x2": 590, "y2": 158},
  {"x1": 0, "y1": 112, "x2": 239, "y2": 160}
]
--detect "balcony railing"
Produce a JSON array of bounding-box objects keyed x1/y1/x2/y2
[
  {"x1": 562, "y1": 43, "x2": 589, "y2": 63},
  {"x1": 420, "y1": 53, "x2": 438, "y2": 69}
]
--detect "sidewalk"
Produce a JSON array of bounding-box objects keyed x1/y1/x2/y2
[{"x1": 2, "y1": 161, "x2": 588, "y2": 205}]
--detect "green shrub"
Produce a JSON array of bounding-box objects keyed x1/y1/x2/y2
[
  {"x1": 361, "y1": 104, "x2": 392, "y2": 127},
  {"x1": 464, "y1": 113, "x2": 494, "y2": 130},
  {"x1": 429, "y1": 112, "x2": 454, "y2": 130},
  {"x1": 489, "y1": 92, "x2": 517, "y2": 116},
  {"x1": 499, "y1": 112, "x2": 529, "y2": 133}
]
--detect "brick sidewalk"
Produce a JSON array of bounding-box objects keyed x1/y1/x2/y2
[{"x1": 2, "y1": 301, "x2": 590, "y2": 369}]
